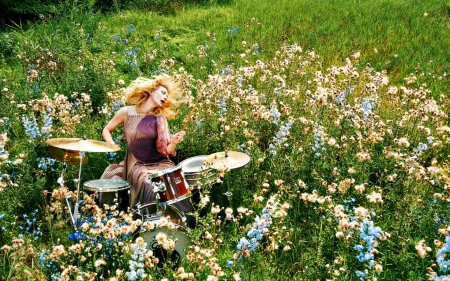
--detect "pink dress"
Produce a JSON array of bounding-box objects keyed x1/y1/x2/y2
[{"x1": 101, "y1": 107, "x2": 175, "y2": 208}]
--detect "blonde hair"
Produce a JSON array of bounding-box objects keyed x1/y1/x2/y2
[{"x1": 123, "y1": 74, "x2": 183, "y2": 119}]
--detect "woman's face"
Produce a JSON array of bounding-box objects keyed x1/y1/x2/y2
[{"x1": 149, "y1": 85, "x2": 169, "y2": 108}]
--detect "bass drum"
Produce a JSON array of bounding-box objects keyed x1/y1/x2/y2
[{"x1": 138, "y1": 202, "x2": 191, "y2": 268}]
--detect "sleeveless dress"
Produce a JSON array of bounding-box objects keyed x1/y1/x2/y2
[{"x1": 101, "y1": 107, "x2": 175, "y2": 208}]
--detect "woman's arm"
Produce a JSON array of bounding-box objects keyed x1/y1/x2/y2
[{"x1": 102, "y1": 107, "x2": 128, "y2": 144}]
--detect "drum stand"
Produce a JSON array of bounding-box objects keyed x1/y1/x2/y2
[{"x1": 152, "y1": 182, "x2": 166, "y2": 217}]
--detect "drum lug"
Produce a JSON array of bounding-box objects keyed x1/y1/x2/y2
[
  {"x1": 152, "y1": 180, "x2": 166, "y2": 193},
  {"x1": 178, "y1": 208, "x2": 187, "y2": 222}
]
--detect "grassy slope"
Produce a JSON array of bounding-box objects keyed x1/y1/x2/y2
[{"x1": 2, "y1": 0, "x2": 449, "y2": 90}]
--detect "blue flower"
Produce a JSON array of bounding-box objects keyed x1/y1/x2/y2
[
  {"x1": 360, "y1": 98, "x2": 377, "y2": 120},
  {"x1": 355, "y1": 270, "x2": 366, "y2": 278},
  {"x1": 353, "y1": 218, "x2": 384, "y2": 278},
  {"x1": 226, "y1": 26, "x2": 239, "y2": 37},
  {"x1": 414, "y1": 142, "x2": 428, "y2": 156},
  {"x1": 436, "y1": 236, "x2": 450, "y2": 274},
  {"x1": 219, "y1": 97, "x2": 227, "y2": 117}
]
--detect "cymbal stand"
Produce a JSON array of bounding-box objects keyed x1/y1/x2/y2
[
  {"x1": 222, "y1": 150, "x2": 233, "y2": 197},
  {"x1": 58, "y1": 162, "x2": 67, "y2": 187},
  {"x1": 220, "y1": 151, "x2": 234, "y2": 222},
  {"x1": 55, "y1": 151, "x2": 77, "y2": 229},
  {"x1": 71, "y1": 151, "x2": 85, "y2": 225}
]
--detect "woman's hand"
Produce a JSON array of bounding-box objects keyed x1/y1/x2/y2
[{"x1": 171, "y1": 131, "x2": 185, "y2": 145}]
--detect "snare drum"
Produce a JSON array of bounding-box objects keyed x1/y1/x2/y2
[
  {"x1": 83, "y1": 179, "x2": 130, "y2": 211},
  {"x1": 145, "y1": 165, "x2": 190, "y2": 205},
  {"x1": 179, "y1": 155, "x2": 217, "y2": 186},
  {"x1": 138, "y1": 202, "x2": 191, "y2": 267}
]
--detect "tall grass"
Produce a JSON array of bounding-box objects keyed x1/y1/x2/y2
[{"x1": 0, "y1": 0, "x2": 450, "y2": 280}]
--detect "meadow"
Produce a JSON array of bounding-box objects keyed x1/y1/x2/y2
[{"x1": 0, "y1": 0, "x2": 450, "y2": 280}]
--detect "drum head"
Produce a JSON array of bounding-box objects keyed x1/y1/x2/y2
[
  {"x1": 138, "y1": 202, "x2": 191, "y2": 268},
  {"x1": 83, "y1": 179, "x2": 130, "y2": 192},
  {"x1": 179, "y1": 156, "x2": 209, "y2": 173},
  {"x1": 140, "y1": 226, "x2": 190, "y2": 256}
]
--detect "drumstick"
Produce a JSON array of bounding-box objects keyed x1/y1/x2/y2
[
  {"x1": 182, "y1": 94, "x2": 201, "y2": 131},
  {"x1": 115, "y1": 134, "x2": 125, "y2": 144}
]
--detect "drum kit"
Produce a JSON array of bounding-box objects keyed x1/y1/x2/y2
[{"x1": 45, "y1": 137, "x2": 251, "y2": 262}]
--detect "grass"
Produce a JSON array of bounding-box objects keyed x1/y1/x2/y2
[{"x1": 0, "y1": 0, "x2": 450, "y2": 280}]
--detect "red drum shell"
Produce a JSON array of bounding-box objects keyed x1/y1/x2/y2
[{"x1": 146, "y1": 165, "x2": 190, "y2": 204}]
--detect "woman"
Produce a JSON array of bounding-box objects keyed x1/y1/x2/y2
[{"x1": 101, "y1": 74, "x2": 187, "y2": 211}]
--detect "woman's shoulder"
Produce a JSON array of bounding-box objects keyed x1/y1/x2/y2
[
  {"x1": 156, "y1": 113, "x2": 167, "y2": 120},
  {"x1": 119, "y1": 105, "x2": 138, "y2": 115}
]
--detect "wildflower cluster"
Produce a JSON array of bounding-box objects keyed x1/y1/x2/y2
[
  {"x1": 431, "y1": 236, "x2": 450, "y2": 279},
  {"x1": 125, "y1": 237, "x2": 151, "y2": 280},
  {"x1": 36, "y1": 157, "x2": 57, "y2": 171},
  {"x1": 125, "y1": 237, "x2": 159, "y2": 281},
  {"x1": 2, "y1": 237, "x2": 41, "y2": 280},
  {"x1": 268, "y1": 119, "x2": 294, "y2": 155},
  {"x1": 360, "y1": 98, "x2": 377, "y2": 121},
  {"x1": 18, "y1": 209, "x2": 41, "y2": 240},
  {"x1": 312, "y1": 124, "x2": 326, "y2": 157},
  {"x1": 17, "y1": 92, "x2": 92, "y2": 135},
  {"x1": 125, "y1": 47, "x2": 139, "y2": 70},
  {"x1": 231, "y1": 195, "x2": 289, "y2": 266},
  {"x1": 353, "y1": 219, "x2": 386, "y2": 280},
  {"x1": 0, "y1": 134, "x2": 8, "y2": 161},
  {"x1": 226, "y1": 26, "x2": 239, "y2": 39},
  {"x1": 21, "y1": 115, "x2": 42, "y2": 139},
  {"x1": 114, "y1": 24, "x2": 136, "y2": 46}
]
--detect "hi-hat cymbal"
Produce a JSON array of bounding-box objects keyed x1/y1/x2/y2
[
  {"x1": 204, "y1": 151, "x2": 250, "y2": 170},
  {"x1": 48, "y1": 146, "x2": 88, "y2": 166},
  {"x1": 45, "y1": 138, "x2": 120, "y2": 152}
]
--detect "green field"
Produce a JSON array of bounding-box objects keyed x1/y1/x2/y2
[{"x1": 1, "y1": 0, "x2": 450, "y2": 280}]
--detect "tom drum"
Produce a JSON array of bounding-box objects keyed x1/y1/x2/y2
[
  {"x1": 145, "y1": 165, "x2": 190, "y2": 205},
  {"x1": 83, "y1": 179, "x2": 130, "y2": 211},
  {"x1": 179, "y1": 155, "x2": 217, "y2": 186}
]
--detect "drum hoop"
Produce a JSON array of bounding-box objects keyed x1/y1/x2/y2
[
  {"x1": 83, "y1": 179, "x2": 130, "y2": 192},
  {"x1": 139, "y1": 202, "x2": 183, "y2": 217},
  {"x1": 149, "y1": 165, "x2": 182, "y2": 179},
  {"x1": 162, "y1": 193, "x2": 191, "y2": 205},
  {"x1": 179, "y1": 155, "x2": 210, "y2": 173},
  {"x1": 184, "y1": 168, "x2": 216, "y2": 175},
  {"x1": 140, "y1": 223, "x2": 187, "y2": 234}
]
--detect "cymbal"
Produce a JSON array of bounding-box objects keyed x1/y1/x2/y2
[
  {"x1": 204, "y1": 151, "x2": 250, "y2": 170},
  {"x1": 45, "y1": 138, "x2": 120, "y2": 153},
  {"x1": 48, "y1": 146, "x2": 88, "y2": 166}
]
